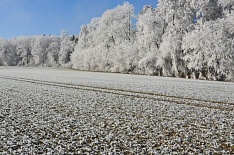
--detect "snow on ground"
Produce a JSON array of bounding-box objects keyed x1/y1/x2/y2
[
  {"x1": 1, "y1": 67, "x2": 234, "y2": 103},
  {"x1": 0, "y1": 67, "x2": 233, "y2": 154}
]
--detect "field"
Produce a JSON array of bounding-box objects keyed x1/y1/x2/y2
[{"x1": 0, "y1": 67, "x2": 234, "y2": 154}]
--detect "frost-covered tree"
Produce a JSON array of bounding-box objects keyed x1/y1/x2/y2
[
  {"x1": 182, "y1": 12, "x2": 234, "y2": 81},
  {"x1": 71, "y1": 18, "x2": 100, "y2": 70},
  {"x1": 0, "y1": 35, "x2": 70, "y2": 67},
  {"x1": 218, "y1": 0, "x2": 234, "y2": 15},
  {"x1": 0, "y1": 40, "x2": 19, "y2": 66},
  {"x1": 137, "y1": 5, "x2": 163, "y2": 50},
  {"x1": 46, "y1": 36, "x2": 61, "y2": 67},
  {"x1": 59, "y1": 30, "x2": 74, "y2": 67},
  {"x1": 31, "y1": 36, "x2": 50, "y2": 66},
  {"x1": 157, "y1": 0, "x2": 195, "y2": 77},
  {"x1": 193, "y1": 0, "x2": 223, "y2": 25},
  {"x1": 72, "y1": 2, "x2": 135, "y2": 72},
  {"x1": 0, "y1": 39, "x2": 6, "y2": 65},
  {"x1": 13, "y1": 37, "x2": 33, "y2": 66},
  {"x1": 160, "y1": 29, "x2": 184, "y2": 77},
  {"x1": 135, "y1": 6, "x2": 162, "y2": 75}
]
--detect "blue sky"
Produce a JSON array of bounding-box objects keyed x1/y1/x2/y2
[{"x1": 0, "y1": 0, "x2": 158, "y2": 39}]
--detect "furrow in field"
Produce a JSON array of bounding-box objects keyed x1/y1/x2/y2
[
  {"x1": 1, "y1": 77, "x2": 233, "y2": 154},
  {"x1": 1, "y1": 76, "x2": 233, "y2": 111}
]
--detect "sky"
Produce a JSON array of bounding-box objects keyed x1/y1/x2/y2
[{"x1": 0, "y1": 0, "x2": 158, "y2": 39}]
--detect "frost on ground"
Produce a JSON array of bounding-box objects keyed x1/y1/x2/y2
[{"x1": 0, "y1": 67, "x2": 234, "y2": 154}]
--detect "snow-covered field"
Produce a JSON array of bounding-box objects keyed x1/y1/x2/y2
[{"x1": 0, "y1": 67, "x2": 233, "y2": 154}]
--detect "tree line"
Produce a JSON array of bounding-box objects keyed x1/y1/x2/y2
[
  {"x1": 0, "y1": 0, "x2": 234, "y2": 81},
  {"x1": 0, "y1": 31, "x2": 75, "y2": 67}
]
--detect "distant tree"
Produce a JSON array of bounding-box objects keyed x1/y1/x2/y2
[
  {"x1": 0, "y1": 40, "x2": 19, "y2": 66},
  {"x1": 14, "y1": 37, "x2": 33, "y2": 66},
  {"x1": 59, "y1": 30, "x2": 74, "y2": 67},
  {"x1": 31, "y1": 35, "x2": 50, "y2": 66},
  {"x1": 46, "y1": 36, "x2": 61, "y2": 67},
  {"x1": 0, "y1": 39, "x2": 5, "y2": 65}
]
